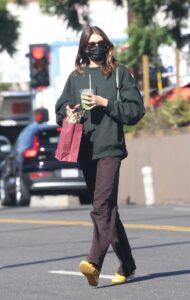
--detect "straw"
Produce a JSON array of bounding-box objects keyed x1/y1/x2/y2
[{"x1": 89, "y1": 74, "x2": 92, "y2": 93}]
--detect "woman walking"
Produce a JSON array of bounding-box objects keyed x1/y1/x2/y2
[{"x1": 55, "y1": 26, "x2": 145, "y2": 286}]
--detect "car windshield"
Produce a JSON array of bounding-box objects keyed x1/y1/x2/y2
[
  {"x1": 0, "y1": 138, "x2": 11, "y2": 160},
  {"x1": 37, "y1": 128, "x2": 60, "y2": 148}
]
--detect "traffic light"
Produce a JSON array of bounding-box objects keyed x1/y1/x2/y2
[
  {"x1": 34, "y1": 108, "x2": 49, "y2": 123},
  {"x1": 29, "y1": 44, "x2": 50, "y2": 88}
]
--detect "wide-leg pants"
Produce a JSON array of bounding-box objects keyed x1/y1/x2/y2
[{"x1": 81, "y1": 156, "x2": 136, "y2": 276}]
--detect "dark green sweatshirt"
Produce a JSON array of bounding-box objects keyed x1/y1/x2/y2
[{"x1": 55, "y1": 65, "x2": 145, "y2": 162}]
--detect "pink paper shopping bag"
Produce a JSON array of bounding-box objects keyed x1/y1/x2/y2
[{"x1": 55, "y1": 117, "x2": 83, "y2": 163}]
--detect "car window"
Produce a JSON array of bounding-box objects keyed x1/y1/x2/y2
[
  {"x1": 37, "y1": 128, "x2": 60, "y2": 148},
  {"x1": 0, "y1": 137, "x2": 11, "y2": 160},
  {"x1": 13, "y1": 126, "x2": 35, "y2": 153}
]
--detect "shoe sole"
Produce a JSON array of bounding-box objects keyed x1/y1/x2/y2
[{"x1": 79, "y1": 261, "x2": 99, "y2": 286}]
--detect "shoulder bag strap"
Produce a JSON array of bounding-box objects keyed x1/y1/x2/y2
[{"x1": 115, "y1": 66, "x2": 120, "y2": 101}]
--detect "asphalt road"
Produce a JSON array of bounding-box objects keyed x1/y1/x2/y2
[{"x1": 0, "y1": 199, "x2": 190, "y2": 300}]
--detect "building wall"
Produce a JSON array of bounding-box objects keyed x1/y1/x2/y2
[{"x1": 118, "y1": 130, "x2": 190, "y2": 205}]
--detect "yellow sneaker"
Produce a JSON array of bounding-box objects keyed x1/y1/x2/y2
[
  {"x1": 112, "y1": 271, "x2": 135, "y2": 284},
  {"x1": 79, "y1": 260, "x2": 100, "y2": 287}
]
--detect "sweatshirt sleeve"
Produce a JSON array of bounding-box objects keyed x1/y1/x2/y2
[
  {"x1": 105, "y1": 66, "x2": 145, "y2": 125},
  {"x1": 55, "y1": 74, "x2": 72, "y2": 126}
]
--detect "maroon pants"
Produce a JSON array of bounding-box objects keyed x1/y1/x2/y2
[{"x1": 81, "y1": 156, "x2": 136, "y2": 276}]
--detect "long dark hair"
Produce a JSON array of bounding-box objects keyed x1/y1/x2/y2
[{"x1": 75, "y1": 26, "x2": 117, "y2": 77}]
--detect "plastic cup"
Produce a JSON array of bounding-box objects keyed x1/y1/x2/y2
[{"x1": 80, "y1": 89, "x2": 94, "y2": 110}]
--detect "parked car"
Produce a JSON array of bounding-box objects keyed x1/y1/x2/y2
[
  {"x1": 0, "y1": 122, "x2": 90, "y2": 206},
  {"x1": 0, "y1": 135, "x2": 11, "y2": 176},
  {"x1": 0, "y1": 136, "x2": 11, "y2": 162}
]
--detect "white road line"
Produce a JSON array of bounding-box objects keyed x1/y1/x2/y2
[
  {"x1": 174, "y1": 208, "x2": 190, "y2": 211},
  {"x1": 48, "y1": 270, "x2": 113, "y2": 279}
]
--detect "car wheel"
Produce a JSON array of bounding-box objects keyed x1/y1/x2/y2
[
  {"x1": 15, "y1": 176, "x2": 30, "y2": 206},
  {"x1": 79, "y1": 191, "x2": 91, "y2": 205},
  {"x1": 0, "y1": 178, "x2": 15, "y2": 206}
]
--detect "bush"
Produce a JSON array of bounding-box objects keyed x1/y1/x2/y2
[
  {"x1": 161, "y1": 99, "x2": 190, "y2": 127},
  {"x1": 125, "y1": 98, "x2": 190, "y2": 135}
]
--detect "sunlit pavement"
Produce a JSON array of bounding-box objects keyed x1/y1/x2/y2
[{"x1": 30, "y1": 195, "x2": 80, "y2": 208}]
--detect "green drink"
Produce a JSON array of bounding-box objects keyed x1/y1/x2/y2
[{"x1": 80, "y1": 89, "x2": 94, "y2": 110}]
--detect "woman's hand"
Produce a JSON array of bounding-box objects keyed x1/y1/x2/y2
[
  {"x1": 66, "y1": 104, "x2": 81, "y2": 115},
  {"x1": 81, "y1": 94, "x2": 108, "y2": 110},
  {"x1": 66, "y1": 104, "x2": 84, "y2": 123}
]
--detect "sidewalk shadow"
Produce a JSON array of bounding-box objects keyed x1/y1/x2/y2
[{"x1": 96, "y1": 269, "x2": 190, "y2": 289}]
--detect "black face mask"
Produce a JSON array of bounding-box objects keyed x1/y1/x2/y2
[{"x1": 85, "y1": 44, "x2": 108, "y2": 62}]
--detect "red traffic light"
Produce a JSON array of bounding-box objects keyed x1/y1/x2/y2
[
  {"x1": 29, "y1": 44, "x2": 50, "y2": 88},
  {"x1": 31, "y1": 47, "x2": 45, "y2": 60},
  {"x1": 34, "y1": 108, "x2": 49, "y2": 123}
]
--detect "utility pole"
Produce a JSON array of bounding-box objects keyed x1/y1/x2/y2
[
  {"x1": 175, "y1": 48, "x2": 180, "y2": 97},
  {"x1": 142, "y1": 55, "x2": 150, "y2": 107}
]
